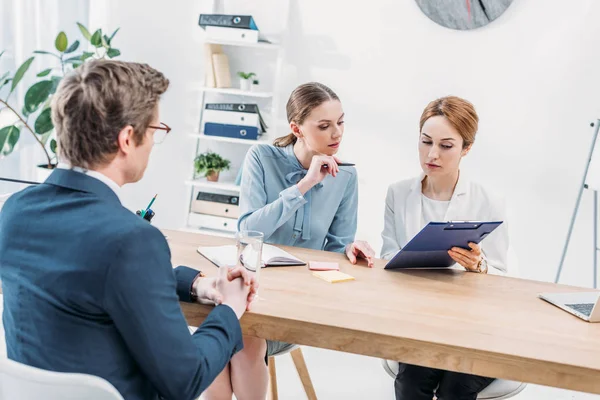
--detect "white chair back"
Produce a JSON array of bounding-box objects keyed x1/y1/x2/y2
[{"x1": 0, "y1": 358, "x2": 124, "y2": 400}]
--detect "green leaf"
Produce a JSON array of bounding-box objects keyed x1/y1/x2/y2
[
  {"x1": 0, "y1": 50, "x2": 4, "y2": 60},
  {"x1": 106, "y1": 48, "x2": 121, "y2": 58},
  {"x1": 0, "y1": 72, "x2": 9, "y2": 83},
  {"x1": 90, "y1": 29, "x2": 102, "y2": 47},
  {"x1": 33, "y1": 50, "x2": 60, "y2": 59},
  {"x1": 10, "y1": 56, "x2": 34, "y2": 93},
  {"x1": 0, "y1": 126, "x2": 21, "y2": 157},
  {"x1": 101, "y1": 35, "x2": 110, "y2": 49},
  {"x1": 37, "y1": 68, "x2": 52, "y2": 77},
  {"x1": 64, "y1": 55, "x2": 83, "y2": 63},
  {"x1": 72, "y1": 62, "x2": 82, "y2": 69},
  {"x1": 80, "y1": 52, "x2": 95, "y2": 61},
  {"x1": 55, "y1": 32, "x2": 68, "y2": 52},
  {"x1": 50, "y1": 139, "x2": 57, "y2": 154},
  {"x1": 108, "y1": 28, "x2": 120, "y2": 43},
  {"x1": 77, "y1": 22, "x2": 92, "y2": 41},
  {"x1": 64, "y1": 40, "x2": 80, "y2": 54},
  {"x1": 24, "y1": 80, "x2": 53, "y2": 115},
  {"x1": 49, "y1": 76, "x2": 62, "y2": 94},
  {"x1": 0, "y1": 78, "x2": 11, "y2": 91},
  {"x1": 34, "y1": 108, "x2": 54, "y2": 135}
]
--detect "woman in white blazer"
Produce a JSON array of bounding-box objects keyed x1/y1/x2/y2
[{"x1": 381, "y1": 96, "x2": 508, "y2": 400}]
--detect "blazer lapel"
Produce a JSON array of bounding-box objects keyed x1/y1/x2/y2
[{"x1": 405, "y1": 174, "x2": 424, "y2": 241}]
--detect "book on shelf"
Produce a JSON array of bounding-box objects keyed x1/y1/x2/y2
[
  {"x1": 212, "y1": 53, "x2": 231, "y2": 88},
  {"x1": 197, "y1": 244, "x2": 306, "y2": 268},
  {"x1": 203, "y1": 43, "x2": 222, "y2": 88}
]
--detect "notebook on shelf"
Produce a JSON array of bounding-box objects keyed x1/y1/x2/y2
[{"x1": 197, "y1": 244, "x2": 306, "y2": 268}]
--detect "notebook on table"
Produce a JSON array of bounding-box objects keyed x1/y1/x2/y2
[{"x1": 197, "y1": 244, "x2": 306, "y2": 268}]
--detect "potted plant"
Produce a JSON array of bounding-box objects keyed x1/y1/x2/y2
[
  {"x1": 251, "y1": 78, "x2": 260, "y2": 92},
  {"x1": 237, "y1": 71, "x2": 256, "y2": 92},
  {"x1": 0, "y1": 22, "x2": 121, "y2": 182},
  {"x1": 194, "y1": 151, "x2": 231, "y2": 182}
]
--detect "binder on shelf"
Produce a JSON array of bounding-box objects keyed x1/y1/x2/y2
[
  {"x1": 203, "y1": 109, "x2": 260, "y2": 130},
  {"x1": 212, "y1": 53, "x2": 231, "y2": 88},
  {"x1": 199, "y1": 14, "x2": 258, "y2": 30},
  {"x1": 204, "y1": 122, "x2": 260, "y2": 141},
  {"x1": 204, "y1": 103, "x2": 268, "y2": 132},
  {"x1": 205, "y1": 26, "x2": 259, "y2": 44},
  {"x1": 198, "y1": 14, "x2": 271, "y2": 43}
]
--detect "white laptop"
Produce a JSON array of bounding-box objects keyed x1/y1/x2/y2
[{"x1": 539, "y1": 292, "x2": 600, "y2": 322}]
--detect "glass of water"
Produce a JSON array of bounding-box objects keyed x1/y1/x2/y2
[{"x1": 235, "y1": 230, "x2": 264, "y2": 300}]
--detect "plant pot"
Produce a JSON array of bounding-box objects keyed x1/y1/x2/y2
[
  {"x1": 251, "y1": 83, "x2": 260, "y2": 92},
  {"x1": 36, "y1": 163, "x2": 56, "y2": 183},
  {"x1": 239, "y1": 79, "x2": 251, "y2": 92},
  {"x1": 206, "y1": 171, "x2": 220, "y2": 182}
]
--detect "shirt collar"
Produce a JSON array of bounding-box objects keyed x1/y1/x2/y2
[{"x1": 56, "y1": 162, "x2": 122, "y2": 203}]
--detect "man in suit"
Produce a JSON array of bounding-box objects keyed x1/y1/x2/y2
[{"x1": 0, "y1": 60, "x2": 256, "y2": 400}]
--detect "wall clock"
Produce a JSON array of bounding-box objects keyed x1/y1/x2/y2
[{"x1": 415, "y1": 0, "x2": 514, "y2": 30}]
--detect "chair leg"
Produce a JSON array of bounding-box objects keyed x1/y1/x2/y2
[
  {"x1": 268, "y1": 356, "x2": 278, "y2": 400},
  {"x1": 290, "y1": 348, "x2": 317, "y2": 400}
]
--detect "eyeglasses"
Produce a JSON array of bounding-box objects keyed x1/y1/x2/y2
[{"x1": 148, "y1": 122, "x2": 171, "y2": 144}]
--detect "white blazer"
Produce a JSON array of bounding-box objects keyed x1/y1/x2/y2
[{"x1": 380, "y1": 173, "x2": 509, "y2": 274}]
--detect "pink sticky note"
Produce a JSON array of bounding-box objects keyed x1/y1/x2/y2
[{"x1": 309, "y1": 261, "x2": 340, "y2": 271}]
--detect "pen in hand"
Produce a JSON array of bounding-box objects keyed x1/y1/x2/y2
[
  {"x1": 140, "y1": 194, "x2": 157, "y2": 218},
  {"x1": 322, "y1": 162, "x2": 355, "y2": 168}
]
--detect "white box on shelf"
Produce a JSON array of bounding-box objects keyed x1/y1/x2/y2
[
  {"x1": 188, "y1": 212, "x2": 237, "y2": 234},
  {"x1": 205, "y1": 26, "x2": 259, "y2": 44}
]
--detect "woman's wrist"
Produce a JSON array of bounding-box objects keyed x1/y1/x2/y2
[{"x1": 297, "y1": 177, "x2": 316, "y2": 195}]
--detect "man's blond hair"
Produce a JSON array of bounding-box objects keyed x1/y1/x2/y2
[{"x1": 52, "y1": 60, "x2": 169, "y2": 169}]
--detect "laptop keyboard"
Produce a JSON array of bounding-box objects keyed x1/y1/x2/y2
[{"x1": 566, "y1": 303, "x2": 595, "y2": 316}]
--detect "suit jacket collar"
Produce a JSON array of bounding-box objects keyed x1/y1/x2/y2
[
  {"x1": 45, "y1": 169, "x2": 121, "y2": 206},
  {"x1": 405, "y1": 171, "x2": 470, "y2": 240}
]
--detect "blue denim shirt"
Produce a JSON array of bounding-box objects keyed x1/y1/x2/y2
[{"x1": 238, "y1": 144, "x2": 358, "y2": 253}]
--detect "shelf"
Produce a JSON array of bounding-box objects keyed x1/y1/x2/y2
[
  {"x1": 205, "y1": 39, "x2": 280, "y2": 50},
  {"x1": 185, "y1": 179, "x2": 240, "y2": 192},
  {"x1": 190, "y1": 133, "x2": 270, "y2": 145},
  {"x1": 193, "y1": 86, "x2": 273, "y2": 98}
]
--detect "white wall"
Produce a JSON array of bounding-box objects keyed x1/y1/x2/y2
[
  {"x1": 100, "y1": 0, "x2": 600, "y2": 288},
  {"x1": 92, "y1": 1, "x2": 600, "y2": 399}
]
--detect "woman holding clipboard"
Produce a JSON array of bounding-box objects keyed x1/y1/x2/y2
[
  {"x1": 380, "y1": 96, "x2": 508, "y2": 400},
  {"x1": 203, "y1": 82, "x2": 375, "y2": 400}
]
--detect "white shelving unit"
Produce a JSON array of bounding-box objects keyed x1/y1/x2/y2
[
  {"x1": 184, "y1": 179, "x2": 240, "y2": 193},
  {"x1": 185, "y1": 3, "x2": 291, "y2": 236},
  {"x1": 195, "y1": 86, "x2": 274, "y2": 98}
]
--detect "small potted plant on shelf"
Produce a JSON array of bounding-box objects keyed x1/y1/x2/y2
[
  {"x1": 237, "y1": 71, "x2": 256, "y2": 92},
  {"x1": 251, "y1": 78, "x2": 260, "y2": 92},
  {"x1": 194, "y1": 151, "x2": 231, "y2": 182}
]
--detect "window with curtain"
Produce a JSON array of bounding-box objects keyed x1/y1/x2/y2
[{"x1": 0, "y1": 0, "x2": 90, "y2": 191}]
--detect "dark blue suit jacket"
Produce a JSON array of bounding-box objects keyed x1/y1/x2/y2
[{"x1": 0, "y1": 169, "x2": 243, "y2": 400}]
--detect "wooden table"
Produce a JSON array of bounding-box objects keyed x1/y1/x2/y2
[{"x1": 167, "y1": 229, "x2": 600, "y2": 394}]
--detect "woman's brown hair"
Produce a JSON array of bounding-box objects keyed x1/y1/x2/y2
[
  {"x1": 419, "y1": 96, "x2": 479, "y2": 149},
  {"x1": 273, "y1": 82, "x2": 340, "y2": 147}
]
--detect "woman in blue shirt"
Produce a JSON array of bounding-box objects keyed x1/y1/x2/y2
[{"x1": 203, "y1": 82, "x2": 375, "y2": 400}]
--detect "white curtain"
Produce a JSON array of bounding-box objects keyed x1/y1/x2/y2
[{"x1": 0, "y1": 0, "x2": 89, "y2": 190}]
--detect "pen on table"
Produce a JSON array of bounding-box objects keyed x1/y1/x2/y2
[{"x1": 141, "y1": 194, "x2": 157, "y2": 218}]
